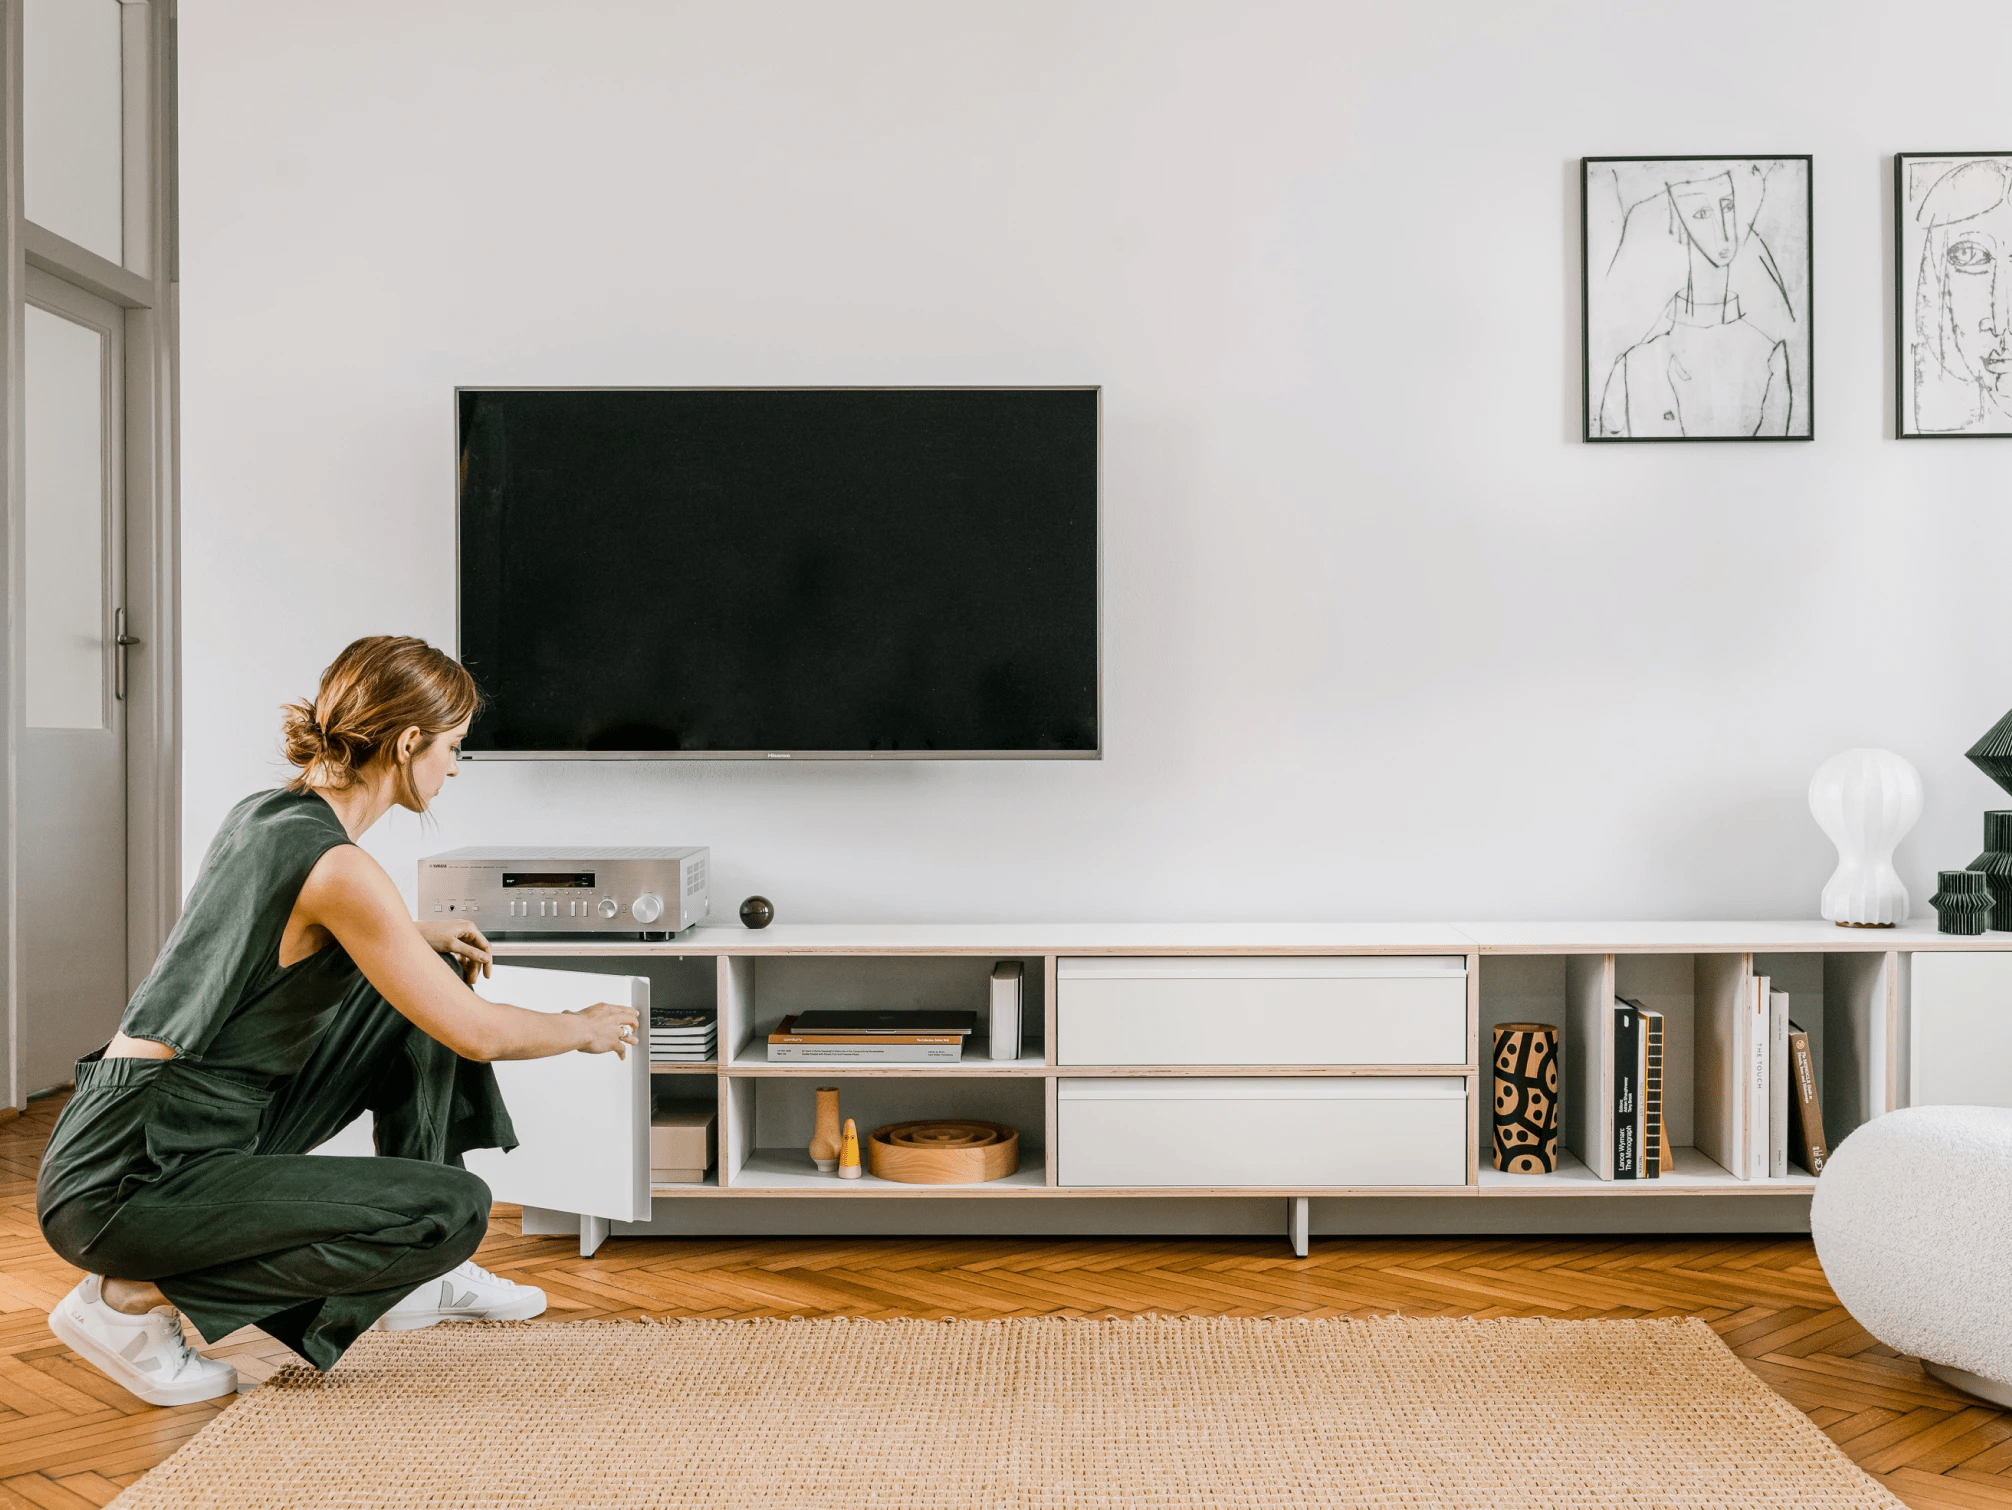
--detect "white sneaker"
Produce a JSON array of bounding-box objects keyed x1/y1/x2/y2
[
  {"x1": 48, "y1": 1275, "x2": 238, "y2": 1407},
  {"x1": 373, "y1": 1259, "x2": 546, "y2": 1331}
]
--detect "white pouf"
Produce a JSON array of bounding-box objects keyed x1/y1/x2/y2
[{"x1": 1810, "y1": 1104, "x2": 2012, "y2": 1406}]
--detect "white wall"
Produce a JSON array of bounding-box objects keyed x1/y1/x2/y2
[{"x1": 179, "y1": 0, "x2": 2012, "y2": 924}]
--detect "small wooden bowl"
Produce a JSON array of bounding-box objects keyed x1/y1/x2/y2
[{"x1": 867, "y1": 1120, "x2": 1019, "y2": 1184}]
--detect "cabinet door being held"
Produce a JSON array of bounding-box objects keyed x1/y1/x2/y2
[{"x1": 461, "y1": 963, "x2": 651, "y2": 1224}]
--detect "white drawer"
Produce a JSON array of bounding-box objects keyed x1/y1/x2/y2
[
  {"x1": 1056, "y1": 1077, "x2": 1468, "y2": 1187},
  {"x1": 1056, "y1": 956, "x2": 1468, "y2": 1066}
]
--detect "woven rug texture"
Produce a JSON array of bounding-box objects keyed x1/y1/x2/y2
[{"x1": 109, "y1": 1314, "x2": 1903, "y2": 1509}]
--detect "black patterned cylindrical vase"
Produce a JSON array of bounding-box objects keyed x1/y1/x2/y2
[
  {"x1": 1933, "y1": 867, "x2": 1994, "y2": 936},
  {"x1": 1492, "y1": 1022, "x2": 1559, "y2": 1174},
  {"x1": 1968, "y1": 812, "x2": 2012, "y2": 932}
]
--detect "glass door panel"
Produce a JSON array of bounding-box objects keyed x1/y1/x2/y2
[
  {"x1": 22, "y1": 0, "x2": 125, "y2": 262},
  {"x1": 23, "y1": 304, "x2": 108, "y2": 729}
]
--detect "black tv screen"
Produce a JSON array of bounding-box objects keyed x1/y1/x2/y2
[{"x1": 456, "y1": 387, "x2": 1099, "y2": 758}]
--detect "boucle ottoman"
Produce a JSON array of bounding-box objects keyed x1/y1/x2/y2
[{"x1": 1810, "y1": 1104, "x2": 2012, "y2": 1406}]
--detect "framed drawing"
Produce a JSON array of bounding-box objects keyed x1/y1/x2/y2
[
  {"x1": 1897, "y1": 153, "x2": 2012, "y2": 438},
  {"x1": 1583, "y1": 156, "x2": 1813, "y2": 442}
]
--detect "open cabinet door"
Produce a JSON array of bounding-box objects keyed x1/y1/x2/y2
[{"x1": 461, "y1": 964, "x2": 650, "y2": 1254}]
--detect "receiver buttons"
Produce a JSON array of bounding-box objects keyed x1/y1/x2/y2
[
  {"x1": 598, "y1": 897, "x2": 619, "y2": 919},
  {"x1": 631, "y1": 892, "x2": 664, "y2": 925}
]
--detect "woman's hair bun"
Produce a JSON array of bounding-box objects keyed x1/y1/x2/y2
[{"x1": 281, "y1": 637, "x2": 480, "y2": 809}]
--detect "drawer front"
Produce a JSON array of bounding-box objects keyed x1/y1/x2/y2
[
  {"x1": 1057, "y1": 1078, "x2": 1468, "y2": 1188},
  {"x1": 1056, "y1": 957, "x2": 1468, "y2": 1066}
]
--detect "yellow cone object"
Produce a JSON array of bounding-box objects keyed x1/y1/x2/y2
[{"x1": 838, "y1": 1117, "x2": 862, "y2": 1179}]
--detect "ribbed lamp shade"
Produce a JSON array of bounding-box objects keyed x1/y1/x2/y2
[
  {"x1": 1931, "y1": 869, "x2": 1994, "y2": 936},
  {"x1": 1969, "y1": 812, "x2": 2012, "y2": 933},
  {"x1": 1809, "y1": 748, "x2": 1924, "y2": 927}
]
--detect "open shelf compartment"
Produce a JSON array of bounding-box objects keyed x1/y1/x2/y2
[
  {"x1": 1477, "y1": 949, "x2": 1893, "y2": 1192},
  {"x1": 719, "y1": 952, "x2": 1046, "y2": 1069},
  {"x1": 719, "y1": 1073, "x2": 1046, "y2": 1191}
]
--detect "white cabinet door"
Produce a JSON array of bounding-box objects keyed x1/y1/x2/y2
[
  {"x1": 461, "y1": 963, "x2": 650, "y2": 1224},
  {"x1": 1910, "y1": 953, "x2": 2012, "y2": 1110}
]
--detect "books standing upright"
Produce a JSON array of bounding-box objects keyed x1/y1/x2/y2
[
  {"x1": 1786, "y1": 1022, "x2": 1830, "y2": 1175},
  {"x1": 1640, "y1": 1005, "x2": 1665, "y2": 1179},
  {"x1": 1768, "y1": 989, "x2": 1791, "y2": 1179},
  {"x1": 1613, "y1": 1003, "x2": 1640, "y2": 1179},
  {"x1": 1613, "y1": 999, "x2": 1663, "y2": 1180},
  {"x1": 1745, "y1": 974, "x2": 1771, "y2": 1181}
]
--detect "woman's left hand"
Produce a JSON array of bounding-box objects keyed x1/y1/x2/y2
[{"x1": 416, "y1": 919, "x2": 493, "y2": 984}]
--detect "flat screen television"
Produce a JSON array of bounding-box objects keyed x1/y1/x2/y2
[{"x1": 456, "y1": 387, "x2": 1100, "y2": 758}]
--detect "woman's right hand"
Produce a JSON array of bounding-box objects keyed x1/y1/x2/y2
[{"x1": 570, "y1": 1001, "x2": 641, "y2": 1058}]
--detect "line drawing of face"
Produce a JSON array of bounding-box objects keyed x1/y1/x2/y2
[
  {"x1": 1941, "y1": 207, "x2": 2012, "y2": 392},
  {"x1": 1914, "y1": 159, "x2": 2012, "y2": 425},
  {"x1": 1667, "y1": 172, "x2": 1739, "y2": 268}
]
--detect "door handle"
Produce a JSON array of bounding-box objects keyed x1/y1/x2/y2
[{"x1": 114, "y1": 607, "x2": 141, "y2": 701}]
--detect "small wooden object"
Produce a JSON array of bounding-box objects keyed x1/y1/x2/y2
[
  {"x1": 867, "y1": 1120, "x2": 1019, "y2": 1185},
  {"x1": 837, "y1": 1118, "x2": 862, "y2": 1179},
  {"x1": 809, "y1": 1087, "x2": 842, "y2": 1172}
]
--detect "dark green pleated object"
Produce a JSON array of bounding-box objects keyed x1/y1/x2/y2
[
  {"x1": 34, "y1": 790, "x2": 517, "y2": 1371},
  {"x1": 1967, "y1": 811, "x2": 2012, "y2": 933},
  {"x1": 1932, "y1": 868, "x2": 1995, "y2": 936},
  {"x1": 1967, "y1": 710, "x2": 2012, "y2": 799}
]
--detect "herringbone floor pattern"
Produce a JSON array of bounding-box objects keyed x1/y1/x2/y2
[{"x1": 0, "y1": 1096, "x2": 2006, "y2": 1508}]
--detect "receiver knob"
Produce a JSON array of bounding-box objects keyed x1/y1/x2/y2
[
  {"x1": 631, "y1": 892, "x2": 664, "y2": 925},
  {"x1": 597, "y1": 897, "x2": 619, "y2": 919}
]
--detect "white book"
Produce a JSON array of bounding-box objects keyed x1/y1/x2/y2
[
  {"x1": 768, "y1": 1042, "x2": 963, "y2": 1063},
  {"x1": 1769, "y1": 989, "x2": 1790, "y2": 1179},
  {"x1": 1748, "y1": 974, "x2": 1770, "y2": 1181}
]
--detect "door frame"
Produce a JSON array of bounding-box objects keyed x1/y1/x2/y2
[{"x1": 0, "y1": 0, "x2": 180, "y2": 1105}]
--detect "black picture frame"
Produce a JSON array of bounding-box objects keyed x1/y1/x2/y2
[
  {"x1": 1895, "y1": 152, "x2": 2012, "y2": 439},
  {"x1": 1582, "y1": 155, "x2": 1814, "y2": 442}
]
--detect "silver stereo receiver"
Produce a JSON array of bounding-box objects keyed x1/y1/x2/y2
[{"x1": 419, "y1": 846, "x2": 710, "y2": 938}]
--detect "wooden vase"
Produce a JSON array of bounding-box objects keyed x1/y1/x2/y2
[
  {"x1": 809, "y1": 1087, "x2": 842, "y2": 1172},
  {"x1": 1492, "y1": 1023, "x2": 1559, "y2": 1174},
  {"x1": 867, "y1": 1120, "x2": 1019, "y2": 1184}
]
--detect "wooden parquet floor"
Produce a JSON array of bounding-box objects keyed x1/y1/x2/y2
[{"x1": 0, "y1": 1095, "x2": 2008, "y2": 1509}]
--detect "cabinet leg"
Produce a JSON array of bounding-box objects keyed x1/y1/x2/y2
[
  {"x1": 580, "y1": 1214, "x2": 611, "y2": 1258},
  {"x1": 1288, "y1": 1196, "x2": 1310, "y2": 1258}
]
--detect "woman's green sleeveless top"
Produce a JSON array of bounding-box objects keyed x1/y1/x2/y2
[
  {"x1": 118, "y1": 788, "x2": 362, "y2": 1076},
  {"x1": 34, "y1": 789, "x2": 365, "y2": 1220}
]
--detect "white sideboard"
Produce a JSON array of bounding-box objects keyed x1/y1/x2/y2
[{"x1": 467, "y1": 920, "x2": 2012, "y2": 1256}]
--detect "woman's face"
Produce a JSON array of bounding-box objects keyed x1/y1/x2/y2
[
  {"x1": 1942, "y1": 201, "x2": 2012, "y2": 398},
  {"x1": 402, "y1": 719, "x2": 470, "y2": 810},
  {"x1": 1671, "y1": 173, "x2": 1739, "y2": 269}
]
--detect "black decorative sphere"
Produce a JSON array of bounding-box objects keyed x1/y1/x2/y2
[{"x1": 739, "y1": 895, "x2": 775, "y2": 930}]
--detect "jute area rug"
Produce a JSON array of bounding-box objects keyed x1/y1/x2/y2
[{"x1": 111, "y1": 1315, "x2": 1902, "y2": 1509}]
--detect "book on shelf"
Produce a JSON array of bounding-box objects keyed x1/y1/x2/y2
[
  {"x1": 1640, "y1": 1004, "x2": 1664, "y2": 1179},
  {"x1": 651, "y1": 1008, "x2": 715, "y2": 1028},
  {"x1": 1741, "y1": 974, "x2": 1771, "y2": 1181},
  {"x1": 1786, "y1": 1021, "x2": 1829, "y2": 1175},
  {"x1": 788, "y1": 1009, "x2": 978, "y2": 1037},
  {"x1": 769, "y1": 1015, "x2": 962, "y2": 1045},
  {"x1": 767, "y1": 1041, "x2": 963, "y2": 1063},
  {"x1": 1613, "y1": 1002, "x2": 1640, "y2": 1179},
  {"x1": 1768, "y1": 989, "x2": 1791, "y2": 1179},
  {"x1": 1613, "y1": 998, "x2": 1663, "y2": 1180}
]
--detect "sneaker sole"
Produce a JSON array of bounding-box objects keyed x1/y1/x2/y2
[
  {"x1": 47, "y1": 1305, "x2": 238, "y2": 1408},
  {"x1": 374, "y1": 1292, "x2": 548, "y2": 1331}
]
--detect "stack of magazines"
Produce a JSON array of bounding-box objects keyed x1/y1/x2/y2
[
  {"x1": 650, "y1": 1008, "x2": 717, "y2": 1064},
  {"x1": 768, "y1": 1009, "x2": 977, "y2": 1063}
]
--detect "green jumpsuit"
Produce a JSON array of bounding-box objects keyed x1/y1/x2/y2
[{"x1": 36, "y1": 789, "x2": 518, "y2": 1371}]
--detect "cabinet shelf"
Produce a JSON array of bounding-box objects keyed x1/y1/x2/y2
[
  {"x1": 733, "y1": 1148, "x2": 1050, "y2": 1193},
  {"x1": 727, "y1": 1045, "x2": 1050, "y2": 1074},
  {"x1": 1478, "y1": 1145, "x2": 1818, "y2": 1195}
]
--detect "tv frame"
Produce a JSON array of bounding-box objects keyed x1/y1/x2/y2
[{"x1": 453, "y1": 385, "x2": 1103, "y2": 762}]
